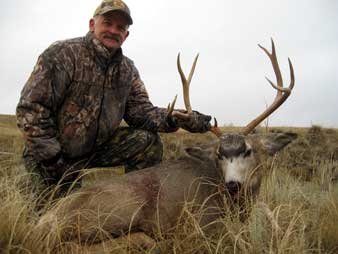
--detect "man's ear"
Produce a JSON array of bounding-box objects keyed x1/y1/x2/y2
[
  {"x1": 121, "y1": 30, "x2": 129, "y2": 43},
  {"x1": 260, "y1": 132, "x2": 297, "y2": 156},
  {"x1": 89, "y1": 18, "x2": 95, "y2": 32}
]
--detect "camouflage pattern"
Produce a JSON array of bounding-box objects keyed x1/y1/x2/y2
[
  {"x1": 24, "y1": 127, "x2": 163, "y2": 192},
  {"x1": 94, "y1": 0, "x2": 133, "y2": 25},
  {"x1": 170, "y1": 110, "x2": 212, "y2": 133},
  {"x1": 89, "y1": 127, "x2": 163, "y2": 171},
  {"x1": 17, "y1": 30, "x2": 212, "y2": 195},
  {"x1": 17, "y1": 31, "x2": 177, "y2": 164}
]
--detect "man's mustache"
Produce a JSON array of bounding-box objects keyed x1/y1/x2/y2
[{"x1": 103, "y1": 33, "x2": 121, "y2": 43}]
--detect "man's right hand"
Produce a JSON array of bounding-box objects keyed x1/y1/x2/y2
[{"x1": 41, "y1": 155, "x2": 79, "y2": 182}]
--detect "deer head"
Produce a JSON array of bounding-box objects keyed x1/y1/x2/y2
[{"x1": 172, "y1": 39, "x2": 296, "y2": 205}]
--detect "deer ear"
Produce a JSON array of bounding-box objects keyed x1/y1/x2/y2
[
  {"x1": 185, "y1": 147, "x2": 208, "y2": 161},
  {"x1": 185, "y1": 145, "x2": 218, "y2": 161},
  {"x1": 260, "y1": 132, "x2": 297, "y2": 156}
]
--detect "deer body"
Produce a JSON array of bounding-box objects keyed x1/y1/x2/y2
[
  {"x1": 39, "y1": 131, "x2": 296, "y2": 245},
  {"x1": 40, "y1": 153, "x2": 223, "y2": 241}
]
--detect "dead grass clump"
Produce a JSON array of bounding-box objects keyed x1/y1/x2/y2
[
  {"x1": 307, "y1": 125, "x2": 327, "y2": 146},
  {"x1": 274, "y1": 126, "x2": 338, "y2": 182},
  {"x1": 316, "y1": 186, "x2": 338, "y2": 252},
  {"x1": 0, "y1": 169, "x2": 43, "y2": 254}
]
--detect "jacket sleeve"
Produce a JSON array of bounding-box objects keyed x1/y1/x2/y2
[
  {"x1": 16, "y1": 47, "x2": 70, "y2": 162},
  {"x1": 124, "y1": 64, "x2": 178, "y2": 133}
]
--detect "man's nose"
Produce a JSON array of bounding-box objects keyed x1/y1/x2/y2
[{"x1": 107, "y1": 25, "x2": 120, "y2": 34}]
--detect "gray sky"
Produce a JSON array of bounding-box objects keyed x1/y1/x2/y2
[{"x1": 1, "y1": 0, "x2": 337, "y2": 127}]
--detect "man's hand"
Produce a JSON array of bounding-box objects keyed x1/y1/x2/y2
[
  {"x1": 41, "y1": 155, "x2": 79, "y2": 182},
  {"x1": 169, "y1": 110, "x2": 212, "y2": 133}
]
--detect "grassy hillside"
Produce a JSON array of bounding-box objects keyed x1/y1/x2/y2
[
  {"x1": 0, "y1": 114, "x2": 338, "y2": 253},
  {"x1": 0, "y1": 115, "x2": 22, "y2": 160}
]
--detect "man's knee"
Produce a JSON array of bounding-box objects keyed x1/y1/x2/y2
[
  {"x1": 124, "y1": 130, "x2": 163, "y2": 172},
  {"x1": 132, "y1": 129, "x2": 163, "y2": 162},
  {"x1": 143, "y1": 130, "x2": 163, "y2": 161},
  {"x1": 88, "y1": 127, "x2": 164, "y2": 172}
]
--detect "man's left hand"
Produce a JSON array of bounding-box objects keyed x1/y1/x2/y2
[{"x1": 169, "y1": 110, "x2": 212, "y2": 133}]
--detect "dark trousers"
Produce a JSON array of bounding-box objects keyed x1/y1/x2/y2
[{"x1": 24, "y1": 127, "x2": 163, "y2": 197}]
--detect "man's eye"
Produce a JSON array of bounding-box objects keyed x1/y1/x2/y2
[{"x1": 118, "y1": 26, "x2": 127, "y2": 32}]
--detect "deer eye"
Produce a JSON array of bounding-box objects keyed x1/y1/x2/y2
[
  {"x1": 243, "y1": 149, "x2": 252, "y2": 158},
  {"x1": 217, "y1": 152, "x2": 225, "y2": 160}
]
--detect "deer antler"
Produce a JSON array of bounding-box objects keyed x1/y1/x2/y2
[
  {"x1": 177, "y1": 53, "x2": 198, "y2": 114},
  {"x1": 167, "y1": 53, "x2": 222, "y2": 136},
  {"x1": 242, "y1": 39, "x2": 295, "y2": 135},
  {"x1": 210, "y1": 117, "x2": 223, "y2": 137},
  {"x1": 167, "y1": 53, "x2": 199, "y2": 119}
]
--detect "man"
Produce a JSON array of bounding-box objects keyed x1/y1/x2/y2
[{"x1": 16, "y1": 0, "x2": 211, "y2": 192}]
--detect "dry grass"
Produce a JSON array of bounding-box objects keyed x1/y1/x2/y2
[{"x1": 1, "y1": 115, "x2": 338, "y2": 253}]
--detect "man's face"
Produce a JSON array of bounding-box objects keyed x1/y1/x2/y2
[{"x1": 89, "y1": 11, "x2": 129, "y2": 50}]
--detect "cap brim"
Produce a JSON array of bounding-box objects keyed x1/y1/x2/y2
[{"x1": 99, "y1": 8, "x2": 133, "y2": 25}]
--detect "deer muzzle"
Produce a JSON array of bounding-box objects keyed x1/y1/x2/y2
[{"x1": 225, "y1": 181, "x2": 242, "y2": 198}]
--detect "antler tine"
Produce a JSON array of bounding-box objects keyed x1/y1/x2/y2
[
  {"x1": 167, "y1": 95, "x2": 178, "y2": 117},
  {"x1": 288, "y1": 57, "x2": 295, "y2": 90},
  {"x1": 187, "y1": 54, "x2": 199, "y2": 87},
  {"x1": 177, "y1": 53, "x2": 199, "y2": 114},
  {"x1": 167, "y1": 53, "x2": 200, "y2": 121},
  {"x1": 210, "y1": 117, "x2": 223, "y2": 137},
  {"x1": 258, "y1": 39, "x2": 283, "y2": 92},
  {"x1": 242, "y1": 39, "x2": 295, "y2": 135},
  {"x1": 176, "y1": 53, "x2": 222, "y2": 137},
  {"x1": 167, "y1": 94, "x2": 191, "y2": 119}
]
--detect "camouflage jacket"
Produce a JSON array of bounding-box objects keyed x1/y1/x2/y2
[{"x1": 16, "y1": 32, "x2": 178, "y2": 162}]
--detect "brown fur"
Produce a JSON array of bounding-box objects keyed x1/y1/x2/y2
[{"x1": 38, "y1": 132, "x2": 297, "y2": 249}]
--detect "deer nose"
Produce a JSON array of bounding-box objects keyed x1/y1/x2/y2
[{"x1": 225, "y1": 181, "x2": 242, "y2": 195}]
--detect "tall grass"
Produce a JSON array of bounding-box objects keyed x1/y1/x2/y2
[{"x1": 0, "y1": 116, "x2": 338, "y2": 253}]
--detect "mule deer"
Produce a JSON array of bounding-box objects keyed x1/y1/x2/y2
[{"x1": 38, "y1": 39, "x2": 296, "y2": 252}]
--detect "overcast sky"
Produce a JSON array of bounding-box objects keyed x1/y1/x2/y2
[{"x1": 1, "y1": 0, "x2": 337, "y2": 127}]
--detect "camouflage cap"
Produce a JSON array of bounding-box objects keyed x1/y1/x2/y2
[{"x1": 93, "y1": 0, "x2": 133, "y2": 25}]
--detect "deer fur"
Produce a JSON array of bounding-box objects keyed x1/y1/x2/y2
[{"x1": 38, "y1": 132, "x2": 297, "y2": 249}]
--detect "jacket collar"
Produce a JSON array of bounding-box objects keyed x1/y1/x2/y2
[{"x1": 85, "y1": 32, "x2": 123, "y2": 67}]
